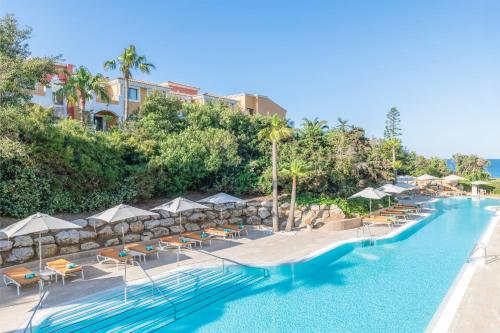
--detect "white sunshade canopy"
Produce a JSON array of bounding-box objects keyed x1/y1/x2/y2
[
  {"x1": 396, "y1": 175, "x2": 416, "y2": 183},
  {"x1": 349, "y1": 187, "x2": 389, "y2": 200},
  {"x1": 377, "y1": 184, "x2": 408, "y2": 194},
  {"x1": 470, "y1": 180, "x2": 489, "y2": 185},
  {"x1": 417, "y1": 174, "x2": 439, "y2": 181},
  {"x1": 443, "y1": 175, "x2": 466, "y2": 182},
  {"x1": 89, "y1": 204, "x2": 159, "y2": 223},
  {"x1": 198, "y1": 192, "x2": 245, "y2": 205},
  {"x1": 152, "y1": 197, "x2": 209, "y2": 214},
  {"x1": 1, "y1": 212, "x2": 81, "y2": 238}
]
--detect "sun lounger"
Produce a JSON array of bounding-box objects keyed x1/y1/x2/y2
[
  {"x1": 97, "y1": 248, "x2": 133, "y2": 266},
  {"x1": 181, "y1": 232, "x2": 212, "y2": 247},
  {"x1": 220, "y1": 224, "x2": 248, "y2": 237},
  {"x1": 3, "y1": 267, "x2": 43, "y2": 296},
  {"x1": 362, "y1": 217, "x2": 393, "y2": 229},
  {"x1": 159, "y1": 236, "x2": 193, "y2": 250},
  {"x1": 46, "y1": 259, "x2": 84, "y2": 285},
  {"x1": 125, "y1": 243, "x2": 160, "y2": 261},
  {"x1": 203, "y1": 227, "x2": 235, "y2": 239}
]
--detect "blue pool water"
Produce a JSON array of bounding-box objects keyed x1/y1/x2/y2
[{"x1": 37, "y1": 198, "x2": 498, "y2": 333}]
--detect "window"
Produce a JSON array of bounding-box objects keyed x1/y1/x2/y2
[
  {"x1": 51, "y1": 83, "x2": 64, "y2": 105},
  {"x1": 128, "y1": 87, "x2": 139, "y2": 101},
  {"x1": 246, "y1": 107, "x2": 255, "y2": 115}
]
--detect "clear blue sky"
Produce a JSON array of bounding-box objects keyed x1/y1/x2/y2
[{"x1": 2, "y1": 0, "x2": 500, "y2": 158}]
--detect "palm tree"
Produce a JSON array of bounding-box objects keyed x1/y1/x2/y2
[
  {"x1": 302, "y1": 117, "x2": 329, "y2": 134},
  {"x1": 335, "y1": 117, "x2": 351, "y2": 132},
  {"x1": 56, "y1": 66, "x2": 109, "y2": 124},
  {"x1": 258, "y1": 115, "x2": 293, "y2": 232},
  {"x1": 282, "y1": 160, "x2": 309, "y2": 232},
  {"x1": 103, "y1": 45, "x2": 155, "y2": 121}
]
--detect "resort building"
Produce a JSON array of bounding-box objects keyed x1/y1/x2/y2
[
  {"x1": 225, "y1": 93, "x2": 287, "y2": 117},
  {"x1": 30, "y1": 64, "x2": 287, "y2": 129}
]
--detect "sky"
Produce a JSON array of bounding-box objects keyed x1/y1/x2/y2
[{"x1": 1, "y1": 0, "x2": 500, "y2": 158}]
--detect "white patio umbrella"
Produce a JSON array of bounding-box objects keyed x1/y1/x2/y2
[
  {"x1": 348, "y1": 187, "x2": 389, "y2": 216},
  {"x1": 89, "y1": 204, "x2": 159, "y2": 245},
  {"x1": 198, "y1": 193, "x2": 245, "y2": 219},
  {"x1": 0, "y1": 213, "x2": 82, "y2": 272},
  {"x1": 443, "y1": 175, "x2": 466, "y2": 183},
  {"x1": 417, "y1": 174, "x2": 439, "y2": 181},
  {"x1": 470, "y1": 180, "x2": 490, "y2": 196},
  {"x1": 377, "y1": 184, "x2": 408, "y2": 206},
  {"x1": 395, "y1": 183, "x2": 418, "y2": 190},
  {"x1": 152, "y1": 197, "x2": 209, "y2": 226},
  {"x1": 396, "y1": 175, "x2": 416, "y2": 184}
]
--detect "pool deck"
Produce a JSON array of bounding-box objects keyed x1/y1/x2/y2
[
  {"x1": 446, "y1": 211, "x2": 500, "y2": 333},
  {"x1": 0, "y1": 224, "x2": 396, "y2": 332}
]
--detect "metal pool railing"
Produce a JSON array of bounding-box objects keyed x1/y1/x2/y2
[
  {"x1": 24, "y1": 283, "x2": 50, "y2": 333},
  {"x1": 467, "y1": 241, "x2": 487, "y2": 263}
]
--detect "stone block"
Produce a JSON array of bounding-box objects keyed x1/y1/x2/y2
[
  {"x1": 6, "y1": 247, "x2": 34, "y2": 262},
  {"x1": 59, "y1": 245, "x2": 80, "y2": 255},
  {"x1": 13, "y1": 236, "x2": 33, "y2": 247},
  {"x1": 55, "y1": 230, "x2": 80, "y2": 246},
  {"x1": 81, "y1": 242, "x2": 100, "y2": 251}
]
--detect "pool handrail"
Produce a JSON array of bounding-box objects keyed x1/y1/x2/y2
[
  {"x1": 189, "y1": 249, "x2": 269, "y2": 277},
  {"x1": 129, "y1": 260, "x2": 177, "y2": 320},
  {"x1": 24, "y1": 283, "x2": 50, "y2": 333}
]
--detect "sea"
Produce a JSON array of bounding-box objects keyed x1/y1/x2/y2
[{"x1": 447, "y1": 159, "x2": 500, "y2": 179}]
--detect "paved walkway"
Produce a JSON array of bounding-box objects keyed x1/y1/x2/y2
[
  {"x1": 448, "y1": 214, "x2": 500, "y2": 332},
  {"x1": 0, "y1": 225, "x2": 392, "y2": 333}
]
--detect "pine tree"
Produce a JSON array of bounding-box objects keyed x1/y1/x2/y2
[{"x1": 384, "y1": 107, "x2": 402, "y2": 139}]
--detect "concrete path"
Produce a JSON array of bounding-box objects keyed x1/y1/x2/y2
[{"x1": 448, "y1": 215, "x2": 500, "y2": 332}]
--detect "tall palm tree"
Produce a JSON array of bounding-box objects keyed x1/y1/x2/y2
[
  {"x1": 258, "y1": 115, "x2": 292, "y2": 232},
  {"x1": 103, "y1": 45, "x2": 155, "y2": 121},
  {"x1": 335, "y1": 117, "x2": 351, "y2": 133},
  {"x1": 56, "y1": 66, "x2": 109, "y2": 124},
  {"x1": 282, "y1": 160, "x2": 309, "y2": 232},
  {"x1": 302, "y1": 117, "x2": 329, "y2": 134}
]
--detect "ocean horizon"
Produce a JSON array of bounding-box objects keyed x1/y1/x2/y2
[{"x1": 447, "y1": 159, "x2": 500, "y2": 179}]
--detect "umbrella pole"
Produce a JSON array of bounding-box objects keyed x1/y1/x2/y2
[
  {"x1": 220, "y1": 208, "x2": 223, "y2": 220},
  {"x1": 122, "y1": 225, "x2": 125, "y2": 247},
  {"x1": 369, "y1": 200, "x2": 372, "y2": 217},
  {"x1": 388, "y1": 196, "x2": 391, "y2": 207},
  {"x1": 180, "y1": 213, "x2": 182, "y2": 226},
  {"x1": 39, "y1": 231, "x2": 42, "y2": 273}
]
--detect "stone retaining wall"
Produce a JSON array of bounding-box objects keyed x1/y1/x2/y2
[{"x1": 0, "y1": 200, "x2": 345, "y2": 266}]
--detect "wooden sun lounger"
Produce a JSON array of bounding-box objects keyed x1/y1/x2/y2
[
  {"x1": 125, "y1": 243, "x2": 160, "y2": 261},
  {"x1": 203, "y1": 227, "x2": 235, "y2": 239},
  {"x1": 221, "y1": 224, "x2": 248, "y2": 237},
  {"x1": 181, "y1": 232, "x2": 212, "y2": 248},
  {"x1": 380, "y1": 210, "x2": 409, "y2": 219},
  {"x1": 97, "y1": 248, "x2": 133, "y2": 266},
  {"x1": 159, "y1": 236, "x2": 193, "y2": 250},
  {"x1": 46, "y1": 259, "x2": 84, "y2": 285},
  {"x1": 3, "y1": 267, "x2": 43, "y2": 296},
  {"x1": 362, "y1": 217, "x2": 394, "y2": 229}
]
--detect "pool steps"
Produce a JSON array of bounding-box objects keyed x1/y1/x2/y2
[{"x1": 37, "y1": 267, "x2": 266, "y2": 332}]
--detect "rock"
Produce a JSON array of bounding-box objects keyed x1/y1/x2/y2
[
  {"x1": 235, "y1": 201, "x2": 247, "y2": 209},
  {"x1": 34, "y1": 235, "x2": 55, "y2": 245},
  {"x1": 184, "y1": 223, "x2": 200, "y2": 232},
  {"x1": 144, "y1": 220, "x2": 160, "y2": 230},
  {"x1": 188, "y1": 212, "x2": 206, "y2": 222},
  {"x1": 0, "y1": 240, "x2": 13, "y2": 252},
  {"x1": 329, "y1": 208, "x2": 345, "y2": 219},
  {"x1": 98, "y1": 226, "x2": 113, "y2": 238},
  {"x1": 81, "y1": 242, "x2": 100, "y2": 251},
  {"x1": 124, "y1": 216, "x2": 138, "y2": 223},
  {"x1": 215, "y1": 219, "x2": 227, "y2": 226},
  {"x1": 55, "y1": 230, "x2": 80, "y2": 246},
  {"x1": 320, "y1": 210, "x2": 330, "y2": 218},
  {"x1": 230, "y1": 209, "x2": 243, "y2": 217},
  {"x1": 258, "y1": 207, "x2": 271, "y2": 219},
  {"x1": 36, "y1": 244, "x2": 58, "y2": 258},
  {"x1": 79, "y1": 230, "x2": 97, "y2": 242},
  {"x1": 6, "y1": 247, "x2": 34, "y2": 263},
  {"x1": 151, "y1": 227, "x2": 170, "y2": 237},
  {"x1": 280, "y1": 202, "x2": 290, "y2": 209},
  {"x1": 329, "y1": 204, "x2": 339, "y2": 210},
  {"x1": 294, "y1": 210, "x2": 303, "y2": 218},
  {"x1": 310, "y1": 204, "x2": 320, "y2": 211},
  {"x1": 244, "y1": 206, "x2": 258, "y2": 216},
  {"x1": 319, "y1": 204, "x2": 328, "y2": 210},
  {"x1": 246, "y1": 216, "x2": 262, "y2": 225},
  {"x1": 0, "y1": 233, "x2": 6, "y2": 240},
  {"x1": 141, "y1": 231, "x2": 153, "y2": 241},
  {"x1": 87, "y1": 218, "x2": 106, "y2": 229},
  {"x1": 159, "y1": 218, "x2": 175, "y2": 227},
  {"x1": 71, "y1": 219, "x2": 88, "y2": 228},
  {"x1": 105, "y1": 238, "x2": 120, "y2": 247},
  {"x1": 169, "y1": 225, "x2": 185, "y2": 234},
  {"x1": 124, "y1": 234, "x2": 141, "y2": 243},
  {"x1": 263, "y1": 218, "x2": 273, "y2": 226},
  {"x1": 246, "y1": 201, "x2": 261, "y2": 207},
  {"x1": 201, "y1": 221, "x2": 217, "y2": 229},
  {"x1": 139, "y1": 215, "x2": 155, "y2": 221},
  {"x1": 129, "y1": 221, "x2": 145, "y2": 233},
  {"x1": 159, "y1": 211, "x2": 170, "y2": 218},
  {"x1": 228, "y1": 217, "x2": 243, "y2": 225},
  {"x1": 205, "y1": 210, "x2": 218, "y2": 219},
  {"x1": 13, "y1": 236, "x2": 33, "y2": 247},
  {"x1": 113, "y1": 222, "x2": 129, "y2": 235},
  {"x1": 261, "y1": 200, "x2": 273, "y2": 208},
  {"x1": 59, "y1": 245, "x2": 80, "y2": 255}
]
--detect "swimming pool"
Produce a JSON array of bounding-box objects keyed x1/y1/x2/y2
[{"x1": 35, "y1": 197, "x2": 499, "y2": 332}]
